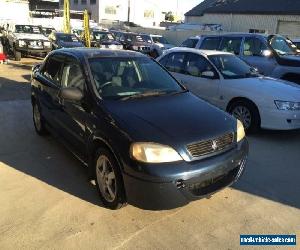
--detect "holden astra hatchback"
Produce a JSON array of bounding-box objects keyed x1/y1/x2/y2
[
  {"x1": 31, "y1": 48, "x2": 248, "y2": 210},
  {"x1": 158, "y1": 48, "x2": 300, "y2": 132}
]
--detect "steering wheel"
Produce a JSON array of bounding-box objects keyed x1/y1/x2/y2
[{"x1": 99, "y1": 81, "x2": 113, "y2": 89}]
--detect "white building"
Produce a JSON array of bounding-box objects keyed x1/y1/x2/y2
[
  {"x1": 62, "y1": 0, "x2": 164, "y2": 27},
  {"x1": 185, "y1": 0, "x2": 300, "y2": 38},
  {"x1": 0, "y1": 0, "x2": 30, "y2": 25}
]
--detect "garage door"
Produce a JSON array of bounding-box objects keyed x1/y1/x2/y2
[{"x1": 277, "y1": 21, "x2": 300, "y2": 38}]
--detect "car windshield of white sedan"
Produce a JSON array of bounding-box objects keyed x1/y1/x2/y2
[
  {"x1": 89, "y1": 57, "x2": 183, "y2": 100},
  {"x1": 269, "y1": 35, "x2": 297, "y2": 56},
  {"x1": 208, "y1": 54, "x2": 259, "y2": 79},
  {"x1": 15, "y1": 25, "x2": 42, "y2": 34}
]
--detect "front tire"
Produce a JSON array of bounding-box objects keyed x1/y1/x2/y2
[
  {"x1": 33, "y1": 102, "x2": 48, "y2": 136},
  {"x1": 94, "y1": 148, "x2": 126, "y2": 209},
  {"x1": 229, "y1": 100, "x2": 260, "y2": 133}
]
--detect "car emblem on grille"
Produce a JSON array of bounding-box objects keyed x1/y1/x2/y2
[{"x1": 212, "y1": 140, "x2": 218, "y2": 151}]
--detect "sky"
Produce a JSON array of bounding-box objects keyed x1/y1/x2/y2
[{"x1": 161, "y1": 0, "x2": 202, "y2": 15}]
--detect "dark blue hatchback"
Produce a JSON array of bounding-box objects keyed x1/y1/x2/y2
[{"x1": 31, "y1": 48, "x2": 248, "y2": 210}]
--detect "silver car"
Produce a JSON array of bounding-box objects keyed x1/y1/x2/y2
[
  {"x1": 157, "y1": 48, "x2": 300, "y2": 132},
  {"x1": 180, "y1": 33, "x2": 300, "y2": 85}
]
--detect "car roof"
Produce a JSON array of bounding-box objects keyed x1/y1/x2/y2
[
  {"x1": 166, "y1": 47, "x2": 232, "y2": 56},
  {"x1": 53, "y1": 48, "x2": 146, "y2": 59},
  {"x1": 187, "y1": 33, "x2": 269, "y2": 40},
  {"x1": 150, "y1": 34, "x2": 163, "y2": 37}
]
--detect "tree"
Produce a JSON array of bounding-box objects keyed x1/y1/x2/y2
[{"x1": 165, "y1": 11, "x2": 175, "y2": 22}]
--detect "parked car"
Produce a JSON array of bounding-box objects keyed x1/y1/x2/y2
[
  {"x1": 31, "y1": 48, "x2": 248, "y2": 210},
  {"x1": 6, "y1": 24, "x2": 52, "y2": 60},
  {"x1": 115, "y1": 32, "x2": 151, "y2": 55},
  {"x1": 48, "y1": 32, "x2": 85, "y2": 50},
  {"x1": 292, "y1": 38, "x2": 300, "y2": 50},
  {"x1": 139, "y1": 33, "x2": 175, "y2": 57},
  {"x1": 180, "y1": 33, "x2": 300, "y2": 84},
  {"x1": 91, "y1": 30, "x2": 123, "y2": 50},
  {"x1": 157, "y1": 48, "x2": 300, "y2": 131}
]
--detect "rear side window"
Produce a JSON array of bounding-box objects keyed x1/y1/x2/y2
[
  {"x1": 158, "y1": 54, "x2": 170, "y2": 67},
  {"x1": 41, "y1": 56, "x2": 64, "y2": 84},
  {"x1": 165, "y1": 52, "x2": 187, "y2": 74},
  {"x1": 180, "y1": 38, "x2": 198, "y2": 48},
  {"x1": 220, "y1": 37, "x2": 242, "y2": 55},
  {"x1": 61, "y1": 61, "x2": 85, "y2": 91},
  {"x1": 243, "y1": 37, "x2": 268, "y2": 56},
  {"x1": 200, "y1": 37, "x2": 221, "y2": 50}
]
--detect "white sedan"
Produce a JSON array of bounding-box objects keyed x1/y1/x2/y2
[{"x1": 157, "y1": 48, "x2": 300, "y2": 131}]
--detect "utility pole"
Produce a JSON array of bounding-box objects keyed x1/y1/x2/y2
[
  {"x1": 127, "y1": 0, "x2": 130, "y2": 22},
  {"x1": 63, "y1": 0, "x2": 71, "y2": 33},
  {"x1": 83, "y1": 9, "x2": 91, "y2": 47}
]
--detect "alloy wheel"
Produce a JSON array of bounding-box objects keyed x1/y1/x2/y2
[
  {"x1": 33, "y1": 104, "x2": 42, "y2": 131},
  {"x1": 232, "y1": 105, "x2": 252, "y2": 129},
  {"x1": 96, "y1": 155, "x2": 117, "y2": 202}
]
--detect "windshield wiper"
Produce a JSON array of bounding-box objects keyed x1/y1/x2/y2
[{"x1": 120, "y1": 91, "x2": 168, "y2": 100}]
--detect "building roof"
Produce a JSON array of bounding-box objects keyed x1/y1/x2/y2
[{"x1": 185, "y1": 0, "x2": 300, "y2": 16}]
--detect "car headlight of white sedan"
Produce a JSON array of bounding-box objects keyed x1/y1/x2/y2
[
  {"x1": 130, "y1": 142, "x2": 183, "y2": 163},
  {"x1": 275, "y1": 100, "x2": 300, "y2": 111},
  {"x1": 18, "y1": 40, "x2": 26, "y2": 47},
  {"x1": 236, "y1": 119, "x2": 245, "y2": 142}
]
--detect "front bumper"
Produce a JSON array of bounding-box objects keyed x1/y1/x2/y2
[
  {"x1": 123, "y1": 139, "x2": 248, "y2": 210},
  {"x1": 260, "y1": 108, "x2": 300, "y2": 130},
  {"x1": 16, "y1": 45, "x2": 51, "y2": 54}
]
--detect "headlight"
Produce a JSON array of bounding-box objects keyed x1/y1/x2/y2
[
  {"x1": 132, "y1": 46, "x2": 139, "y2": 50},
  {"x1": 237, "y1": 119, "x2": 245, "y2": 142},
  {"x1": 275, "y1": 100, "x2": 300, "y2": 111},
  {"x1": 43, "y1": 41, "x2": 51, "y2": 47},
  {"x1": 130, "y1": 143, "x2": 182, "y2": 163},
  {"x1": 18, "y1": 40, "x2": 26, "y2": 46}
]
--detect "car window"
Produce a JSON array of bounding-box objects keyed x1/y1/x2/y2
[
  {"x1": 243, "y1": 37, "x2": 268, "y2": 56},
  {"x1": 165, "y1": 52, "x2": 187, "y2": 74},
  {"x1": 220, "y1": 37, "x2": 242, "y2": 55},
  {"x1": 200, "y1": 37, "x2": 221, "y2": 50},
  {"x1": 158, "y1": 54, "x2": 170, "y2": 67},
  {"x1": 185, "y1": 53, "x2": 217, "y2": 79},
  {"x1": 41, "y1": 56, "x2": 64, "y2": 84},
  {"x1": 89, "y1": 57, "x2": 183, "y2": 99},
  {"x1": 180, "y1": 38, "x2": 198, "y2": 48},
  {"x1": 61, "y1": 60, "x2": 85, "y2": 91}
]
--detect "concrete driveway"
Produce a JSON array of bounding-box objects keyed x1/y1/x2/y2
[{"x1": 0, "y1": 60, "x2": 299, "y2": 249}]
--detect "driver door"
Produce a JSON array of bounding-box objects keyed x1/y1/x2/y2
[{"x1": 240, "y1": 37, "x2": 277, "y2": 75}]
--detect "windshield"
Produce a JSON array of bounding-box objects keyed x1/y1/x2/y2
[
  {"x1": 208, "y1": 54, "x2": 259, "y2": 79},
  {"x1": 268, "y1": 35, "x2": 297, "y2": 56},
  {"x1": 57, "y1": 34, "x2": 79, "y2": 43},
  {"x1": 93, "y1": 32, "x2": 114, "y2": 41},
  {"x1": 89, "y1": 57, "x2": 183, "y2": 100},
  {"x1": 15, "y1": 25, "x2": 42, "y2": 34},
  {"x1": 42, "y1": 28, "x2": 54, "y2": 36},
  {"x1": 152, "y1": 36, "x2": 169, "y2": 44},
  {"x1": 124, "y1": 34, "x2": 145, "y2": 43}
]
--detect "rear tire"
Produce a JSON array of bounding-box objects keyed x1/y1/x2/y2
[
  {"x1": 94, "y1": 148, "x2": 127, "y2": 209},
  {"x1": 32, "y1": 102, "x2": 48, "y2": 136},
  {"x1": 229, "y1": 100, "x2": 260, "y2": 133}
]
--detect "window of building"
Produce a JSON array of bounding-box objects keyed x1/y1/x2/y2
[
  {"x1": 105, "y1": 6, "x2": 117, "y2": 15},
  {"x1": 90, "y1": 0, "x2": 96, "y2": 4},
  {"x1": 73, "y1": 0, "x2": 78, "y2": 4},
  {"x1": 144, "y1": 10, "x2": 154, "y2": 19},
  {"x1": 81, "y1": 0, "x2": 87, "y2": 4},
  {"x1": 249, "y1": 29, "x2": 266, "y2": 34}
]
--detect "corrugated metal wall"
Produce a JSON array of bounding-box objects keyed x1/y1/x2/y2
[{"x1": 185, "y1": 14, "x2": 300, "y2": 38}]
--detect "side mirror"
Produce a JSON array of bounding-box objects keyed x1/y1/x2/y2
[
  {"x1": 201, "y1": 70, "x2": 216, "y2": 79},
  {"x1": 60, "y1": 87, "x2": 83, "y2": 102},
  {"x1": 262, "y1": 50, "x2": 272, "y2": 57}
]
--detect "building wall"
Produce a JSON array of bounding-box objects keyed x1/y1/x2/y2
[
  {"x1": 0, "y1": 0, "x2": 30, "y2": 24},
  {"x1": 185, "y1": 14, "x2": 300, "y2": 37},
  {"x1": 67, "y1": 0, "x2": 164, "y2": 27}
]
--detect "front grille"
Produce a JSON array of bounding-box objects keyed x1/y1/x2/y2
[{"x1": 187, "y1": 133, "x2": 234, "y2": 158}]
